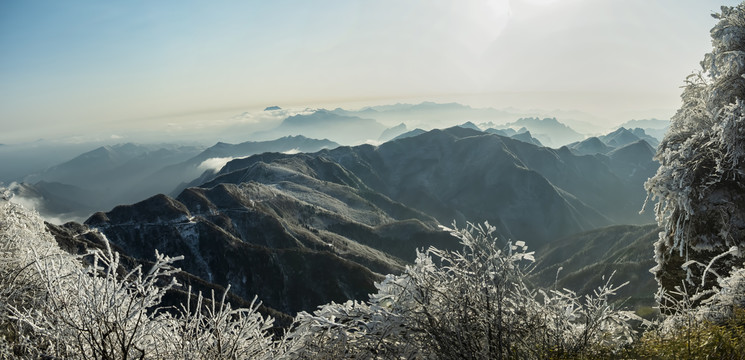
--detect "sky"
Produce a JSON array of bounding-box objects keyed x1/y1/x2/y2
[{"x1": 0, "y1": 0, "x2": 741, "y2": 143}]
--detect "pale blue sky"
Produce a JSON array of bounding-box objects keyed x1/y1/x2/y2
[{"x1": 0, "y1": 0, "x2": 741, "y2": 143}]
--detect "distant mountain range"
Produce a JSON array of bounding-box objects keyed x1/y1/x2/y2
[
  {"x1": 252, "y1": 110, "x2": 385, "y2": 145},
  {"x1": 617, "y1": 119, "x2": 669, "y2": 141},
  {"x1": 567, "y1": 127, "x2": 658, "y2": 155},
  {"x1": 332, "y1": 102, "x2": 519, "y2": 131},
  {"x1": 44, "y1": 126, "x2": 660, "y2": 317},
  {"x1": 263, "y1": 103, "x2": 602, "y2": 145},
  {"x1": 241, "y1": 103, "x2": 664, "y2": 148},
  {"x1": 0, "y1": 141, "x2": 116, "y2": 185},
  {"x1": 485, "y1": 127, "x2": 543, "y2": 146},
  {"x1": 12, "y1": 136, "x2": 338, "y2": 221},
  {"x1": 378, "y1": 123, "x2": 408, "y2": 142},
  {"x1": 492, "y1": 117, "x2": 585, "y2": 147},
  {"x1": 26, "y1": 143, "x2": 202, "y2": 192}
]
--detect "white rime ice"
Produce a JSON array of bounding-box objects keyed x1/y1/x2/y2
[
  {"x1": 644, "y1": 4, "x2": 745, "y2": 297},
  {"x1": 1, "y1": 199, "x2": 641, "y2": 358}
]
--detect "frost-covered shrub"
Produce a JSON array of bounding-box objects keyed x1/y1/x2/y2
[
  {"x1": 9, "y1": 240, "x2": 183, "y2": 359},
  {"x1": 0, "y1": 200, "x2": 76, "y2": 358},
  {"x1": 161, "y1": 287, "x2": 292, "y2": 359},
  {"x1": 291, "y1": 223, "x2": 639, "y2": 359},
  {"x1": 0, "y1": 199, "x2": 288, "y2": 359},
  {"x1": 645, "y1": 3, "x2": 745, "y2": 296}
]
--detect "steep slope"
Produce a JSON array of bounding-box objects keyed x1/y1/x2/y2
[
  {"x1": 531, "y1": 224, "x2": 660, "y2": 309},
  {"x1": 84, "y1": 169, "x2": 457, "y2": 314}
]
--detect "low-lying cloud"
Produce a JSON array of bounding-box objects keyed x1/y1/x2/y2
[
  {"x1": 230, "y1": 107, "x2": 317, "y2": 125},
  {"x1": 5, "y1": 182, "x2": 81, "y2": 224},
  {"x1": 197, "y1": 157, "x2": 237, "y2": 173}
]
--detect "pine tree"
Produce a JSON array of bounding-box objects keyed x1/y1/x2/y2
[{"x1": 645, "y1": 3, "x2": 745, "y2": 300}]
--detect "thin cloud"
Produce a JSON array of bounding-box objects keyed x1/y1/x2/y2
[
  {"x1": 282, "y1": 148, "x2": 301, "y2": 155},
  {"x1": 197, "y1": 157, "x2": 238, "y2": 173}
]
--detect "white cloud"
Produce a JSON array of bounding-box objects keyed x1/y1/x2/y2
[
  {"x1": 282, "y1": 148, "x2": 301, "y2": 155},
  {"x1": 8, "y1": 193, "x2": 42, "y2": 212},
  {"x1": 230, "y1": 107, "x2": 317, "y2": 125},
  {"x1": 197, "y1": 157, "x2": 237, "y2": 173}
]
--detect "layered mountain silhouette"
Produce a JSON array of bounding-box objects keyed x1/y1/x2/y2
[
  {"x1": 568, "y1": 137, "x2": 614, "y2": 155},
  {"x1": 618, "y1": 119, "x2": 669, "y2": 141},
  {"x1": 141, "y1": 135, "x2": 338, "y2": 200},
  {"x1": 378, "y1": 123, "x2": 408, "y2": 142},
  {"x1": 485, "y1": 128, "x2": 543, "y2": 146},
  {"x1": 15, "y1": 143, "x2": 202, "y2": 221},
  {"x1": 53, "y1": 127, "x2": 660, "y2": 317},
  {"x1": 13, "y1": 137, "x2": 337, "y2": 222},
  {"x1": 392, "y1": 128, "x2": 426, "y2": 140},
  {"x1": 567, "y1": 127, "x2": 659, "y2": 156},
  {"x1": 253, "y1": 110, "x2": 386, "y2": 145},
  {"x1": 26, "y1": 143, "x2": 202, "y2": 192},
  {"x1": 38, "y1": 125, "x2": 663, "y2": 320},
  {"x1": 493, "y1": 117, "x2": 584, "y2": 147},
  {"x1": 332, "y1": 102, "x2": 520, "y2": 131},
  {"x1": 599, "y1": 127, "x2": 659, "y2": 148}
]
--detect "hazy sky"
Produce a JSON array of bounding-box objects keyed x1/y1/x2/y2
[{"x1": 1, "y1": 0, "x2": 741, "y2": 143}]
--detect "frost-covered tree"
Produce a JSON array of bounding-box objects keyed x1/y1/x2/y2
[
  {"x1": 645, "y1": 3, "x2": 745, "y2": 298},
  {"x1": 291, "y1": 223, "x2": 639, "y2": 359}
]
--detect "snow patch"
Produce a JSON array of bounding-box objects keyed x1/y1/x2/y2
[{"x1": 176, "y1": 221, "x2": 213, "y2": 282}]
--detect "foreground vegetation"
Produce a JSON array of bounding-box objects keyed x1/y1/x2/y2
[{"x1": 1, "y1": 199, "x2": 744, "y2": 359}]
